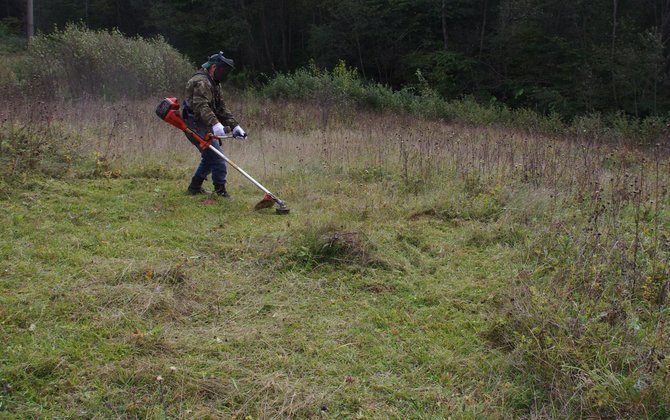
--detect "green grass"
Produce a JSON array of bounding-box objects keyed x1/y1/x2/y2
[
  {"x1": 2, "y1": 97, "x2": 669, "y2": 417},
  {"x1": 0, "y1": 166, "x2": 536, "y2": 417}
]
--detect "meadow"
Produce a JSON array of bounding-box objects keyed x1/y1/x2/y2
[{"x1": 1, "y1": 92, "x2": 669, "y2": 418}]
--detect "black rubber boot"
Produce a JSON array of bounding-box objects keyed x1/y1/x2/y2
[
  {"x1": 187, "y1": 175, "x2": 208, "y2": 195},
  {"x1": 214, "y1": 183, "x2": 230, "y2": 198}
]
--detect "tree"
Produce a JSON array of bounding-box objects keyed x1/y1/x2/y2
[{"x1": 2, "y1": 0, "x2": 668, "y2": 117}]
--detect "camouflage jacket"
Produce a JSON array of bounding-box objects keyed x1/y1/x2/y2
[{"x1": 184, "y1": 69, "x2": 239, "y2": 131}]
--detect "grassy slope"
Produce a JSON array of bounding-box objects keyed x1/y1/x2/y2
[
  {"x1": 0, "y1": 168, "x2": 531, "y2": 417},
  {"x1": 2, "y1": 98, "x2": 669, "y2": 417}
]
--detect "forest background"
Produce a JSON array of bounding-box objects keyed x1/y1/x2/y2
[{"x1": 2, "y1": 0, "x2": 669, "y2": 121}]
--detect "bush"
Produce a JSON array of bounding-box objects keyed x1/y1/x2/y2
[
  {"x1": 24, "y1": 24, "x2": 194, "y2": 99},
  {"x1": 261, "y1": 60, "x2": 365, "y2": 108},
  {"x1": 260, "y1": 63, "x2": 669, "y2": 143},
  {"x1": 287, "y1": 223, "x2": 381, "y2": 268},
  {"x1": 569, "y1": 112, "x2": 610, "y2": 141},
  {"x1": 489, "y1": 195, "x2": 670, "y2": 417},
  {"x1": 608, "y1": 112, "x2": 670, "y2": 145},
  {"x1": 0, "y1": 54, "x2": 22, "y2": 97},
  {"x1": 0, "y1": 118, "x2": 84, "y2": 179},
  {"x1": 0, "y1": 18, "x2": 27, "y2": 54},
  {"x1": 0, "y1": 19, "x2": 27, "y2": 97}
]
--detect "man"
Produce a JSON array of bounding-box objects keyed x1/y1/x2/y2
[{"x1": 182, "y1": 51, "x2": 247, "y2": 196}]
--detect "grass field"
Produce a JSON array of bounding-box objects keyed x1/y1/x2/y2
[{"x1": 1, "y1": 97, "x2": 669, "y2": 417}]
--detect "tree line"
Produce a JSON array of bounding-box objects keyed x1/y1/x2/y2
[{"x1": 3, "y1": 0, "x2": 670, "y2": 118}]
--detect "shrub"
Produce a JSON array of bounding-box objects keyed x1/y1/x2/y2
[
  {"x1": 638, "y1": 115, "x2": 669, "y2": 144},
  {"x1": 0, "y1": 118, "x2": 84, "y2": 179},
  {"x1": 24, "y1": 24, "x2": 194, "y2": 99},
  {"x1": 569, "y1": 112, "x2": 610, "y2": 141},
  {"x1": 0, "y1": 54, "x2": 21, "y2": 97},
  {"x1": 0, "y1": 18, "x2": 27, "y2": 54},
  {"x1": 0, "y1": 19, "x2": 27, "y2": 97},
  {"x1": 260, "y1": 63, "x2": 668, "y2": 143},
  {"x1": 288, "y1": 223, "x2": 380, "y2": 268},
  {"x1": 489, "y1": 192, "x2": 670, "y2": 417},
  {"x1": 261, "y1": 60, "x2": 364, "y2": 108}
]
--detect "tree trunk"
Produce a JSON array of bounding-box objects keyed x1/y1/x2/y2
[
  {"x1": 280, "y1": 0, "x2": 288, "y2": 70},
  {"x1": 441, "y1": 0, "x2": 448, "y2": 50},
  {"x1": 261, "y1": 4, "x2": 275, "y2": 72},
  {"x1": 26, "y1": 0, "x2": 33, "y2": 38},
  {"x1": 479, "y1": 0, "x2": 488, "y2": 59},
  {"x1": 239, "y1": 0, "x2": 258, "y2": 72},
  {"x1": 654, "y1": 60, "x2": 658, "y2": 114},
  {"x1": 611, "y1": 0, "x2": 618, "y2": 52},
  {"x1": 287, "y1": 2, "x2": 293, "y2": 69},
  {"x1": 356, "y1": 33, "x2": 366, "y2": 79},
  {"x1": 662, "y1": 0, "x2": 670, "y2": 43},
  {"x1": 115, "y1": 0, "x2": 121, "y2": 29},
  {"x1": 611, "y1": 0, "x2": 619, "y2": 107}
]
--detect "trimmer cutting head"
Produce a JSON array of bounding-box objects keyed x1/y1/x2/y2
[
  {"x1": 275, "y1": 204, "x2": 290, "y2": 215},
  {"x1": 254, "y1": 193, "x2": 290, "y2": 214}
]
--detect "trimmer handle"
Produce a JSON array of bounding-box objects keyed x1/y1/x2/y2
[{"x1": 212, "y1": 134, "x2": 234, "y2": 140}]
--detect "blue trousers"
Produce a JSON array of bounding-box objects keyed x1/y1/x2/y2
[
  {"x1": 184, "y1": 117, "x2": 227, "y2": 185},
  {"x1": 193, "y1": 140, "x2": 227, "y2": 185}
]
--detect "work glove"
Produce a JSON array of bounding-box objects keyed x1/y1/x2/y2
[
  {"x1": 232, "y1": 125, "x2": 247, "y2": 139},
  {"x1": 212, "y1": 122, "x2": 226, "y2": 138}
]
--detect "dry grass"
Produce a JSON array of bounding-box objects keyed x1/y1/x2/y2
[
  {"x1": 6, "y1": 95, "x2": 667, "y2": 194},
  {"x1": 1, "y1": 96, "x2": 670, "y2": 417}
]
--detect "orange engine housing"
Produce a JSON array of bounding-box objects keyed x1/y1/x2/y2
[{"x1": 155, "y1": 97, "x2": 211, "y2": 150}]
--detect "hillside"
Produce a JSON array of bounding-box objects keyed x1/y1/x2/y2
[{"x1": 1, "y1": 97, "x2": 669, "y2": 417}]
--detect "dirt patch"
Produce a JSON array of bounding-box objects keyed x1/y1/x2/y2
[
  {"x1": 362, "y1": 281, "x2": 395, "y2": 294},
  {"x1": 409, "y1": 209, "x2": 441, "y2": 221}
]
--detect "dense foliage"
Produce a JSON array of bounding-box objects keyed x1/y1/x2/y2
[
  {"x1": 21, "y1": 24, "x2": 193, "y2": 99},
  {"x1": 1, "y1": 26, "x2": 664, "y2": 143},
  {"x1": 260, "y1": 61, "x2": 668, "y2": 143},
  {"x1": 4, "y1": 0, "x2": 669, "y2": 118}
]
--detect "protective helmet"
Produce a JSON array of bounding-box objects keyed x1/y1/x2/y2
[{"x1": 202, "y1": 51, "x2": 235, "y2": 70}]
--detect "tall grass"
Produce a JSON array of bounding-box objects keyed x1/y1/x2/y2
[
  {"x1": 2, "y1": 93, "x2": 670, "y2": 416},
  {"x1": 259, "y1": 61, "x2": 670, "y2": 145}
]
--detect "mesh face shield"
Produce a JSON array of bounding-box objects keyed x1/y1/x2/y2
[{"x1": 201, "y1": 51, "x2": 235, "y2": 70}]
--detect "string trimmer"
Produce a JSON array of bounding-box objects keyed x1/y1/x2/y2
[{"x1": 155, "y1": 97, "x2": 289, "y2": 214}]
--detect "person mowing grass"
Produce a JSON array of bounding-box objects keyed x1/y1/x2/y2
[{"x1": 182, "y1": 51, "x2": 247, "y2": 197}]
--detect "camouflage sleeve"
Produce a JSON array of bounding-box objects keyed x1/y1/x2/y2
[
  {"x1": 190, "y1": 80, "x2": 219, "y2": 128},
  {"x1": 214, "y1": 85, "x2": 239, "y2": 130},
  {"x1": 215, "y1": 103, "x2": 239, "y2": 131}
]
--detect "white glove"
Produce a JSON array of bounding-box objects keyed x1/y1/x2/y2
[
  {"x1": 232, "y1": 125, "x2": 247, "y2": 139},
  {"x1": 212, "y1": 122, "x2": 226, "y2": 137}
]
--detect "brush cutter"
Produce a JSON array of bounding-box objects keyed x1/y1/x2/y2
[{"x1": 155, "y1": 97, "x2": 289, "y2": 214}]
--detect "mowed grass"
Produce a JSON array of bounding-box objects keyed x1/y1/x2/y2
[
  {"x1": 2, "y1": 98, "x2": 669, "y2": 417},
  {"x1": 1, "y1": 163, "x2": 532, "y2": 417}
]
